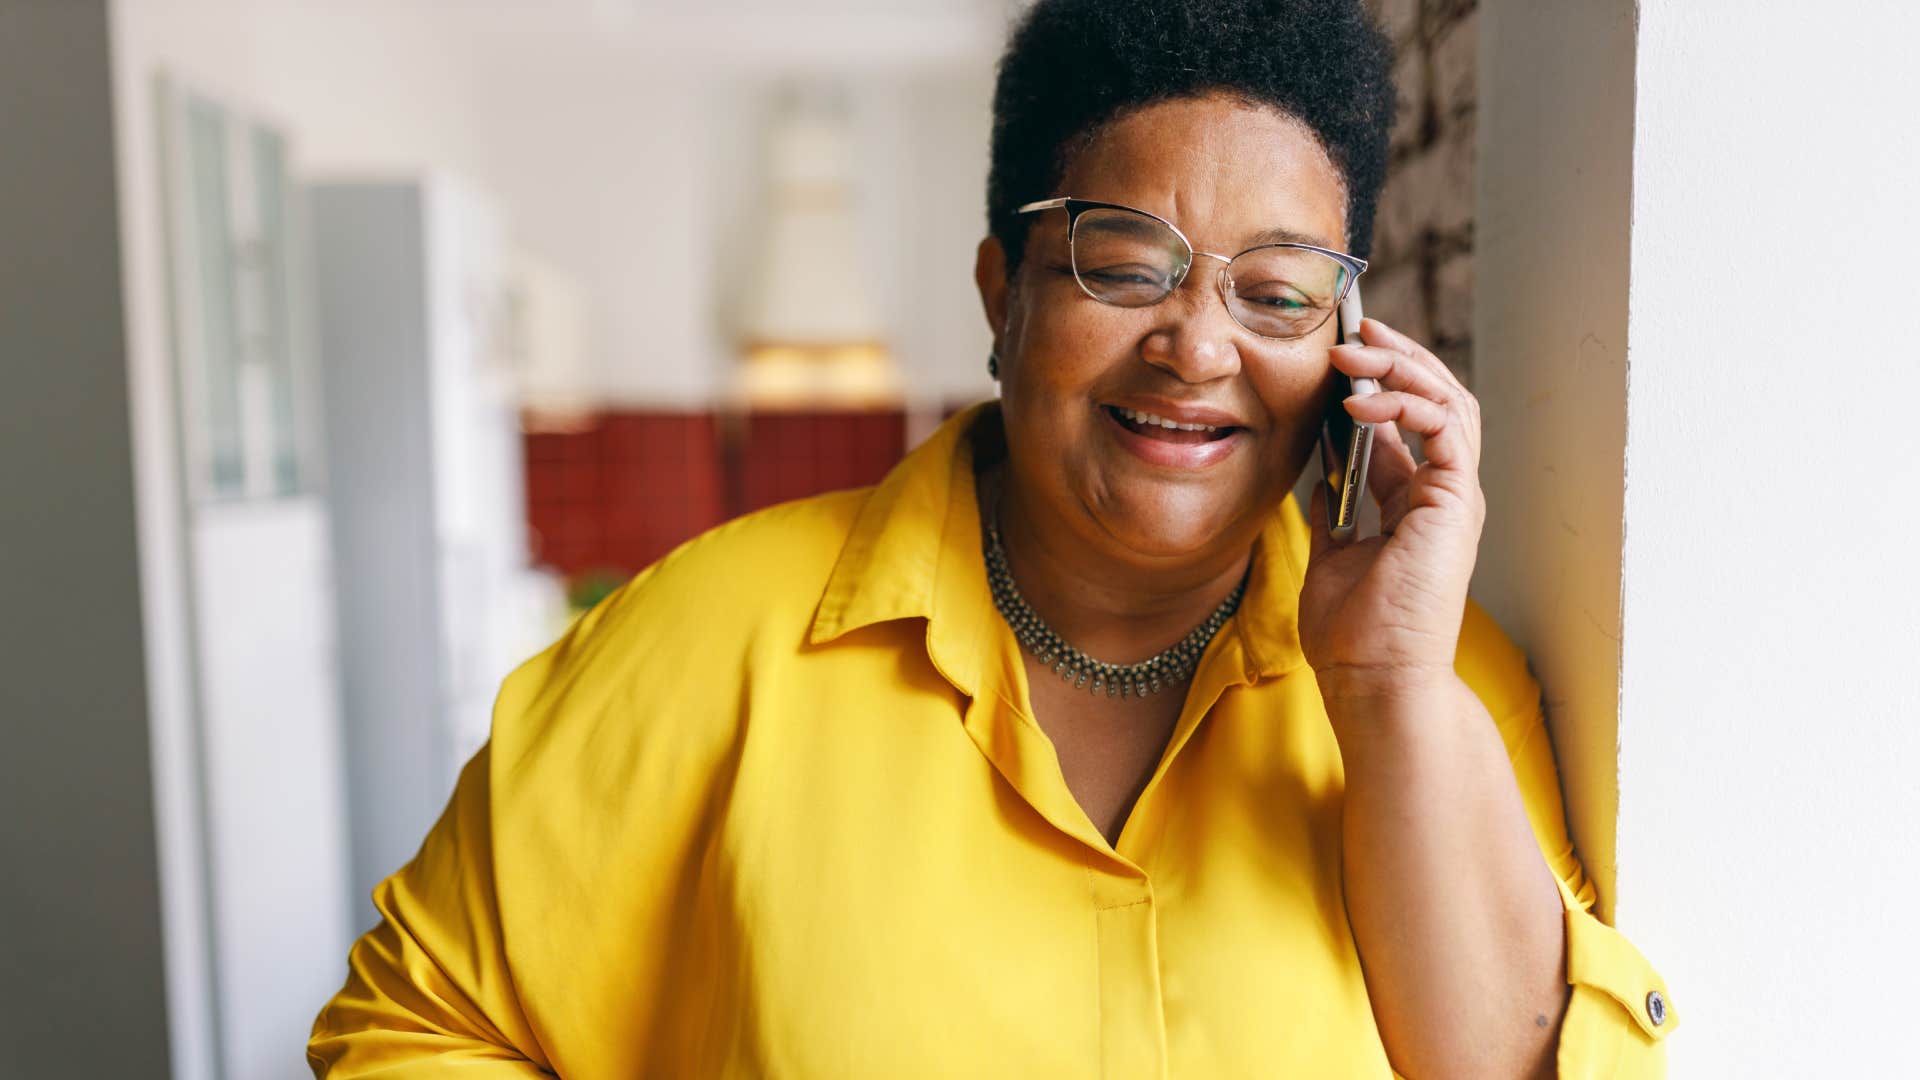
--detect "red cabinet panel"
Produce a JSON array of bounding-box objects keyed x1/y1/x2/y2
[{"x1": 522, "y1": 407, "x2": 909, "y2": 580}]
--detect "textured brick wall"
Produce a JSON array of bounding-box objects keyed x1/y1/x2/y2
[{"x1": 1366, "y1": 0, "x2": 1477, "y2": 382}]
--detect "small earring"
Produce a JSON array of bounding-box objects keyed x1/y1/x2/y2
[{"x1": 987, "y1": 350, "x2": 1000, "y2": 380}]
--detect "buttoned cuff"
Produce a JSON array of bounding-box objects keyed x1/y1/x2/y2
[{"x1": 1554, "y1": 876, "x2": 1676, "y2": 1078}]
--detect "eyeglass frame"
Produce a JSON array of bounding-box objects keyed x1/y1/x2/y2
[{"x1": 1013, "y1": 196, "x2": 1369, "y2": 340}]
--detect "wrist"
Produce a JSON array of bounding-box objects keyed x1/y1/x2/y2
[{"x1": 1314, "y1": 663, "x2": 1467, "y2": 724}]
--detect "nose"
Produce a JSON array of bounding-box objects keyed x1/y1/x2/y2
[{"x1": 1140, "y1": 252, "x2": 1242, "y2": 383}]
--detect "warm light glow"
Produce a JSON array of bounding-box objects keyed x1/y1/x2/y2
[
  {"x1": 519, "y1": 406, "x2": 600, "y2": 435},
  {"x1": 740, "y1": 342, "x2": 900, "y2": 408}
]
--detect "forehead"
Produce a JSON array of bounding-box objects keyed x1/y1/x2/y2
[{"x1": 1054, "y1": 93, "x2": 1349, "y2": 252}]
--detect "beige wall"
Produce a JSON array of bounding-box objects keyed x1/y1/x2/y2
[{"x1": 1473, "y1": 0, "x2": 1636, "y2": 922}]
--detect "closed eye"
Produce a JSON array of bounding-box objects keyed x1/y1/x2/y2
[{"x1": 1082, "y1": 264, "x2": 1171, "y2": 286}]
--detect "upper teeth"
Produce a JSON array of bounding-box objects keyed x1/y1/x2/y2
[{"x1": 1119, "y1": 407, "x2": 1220, "y2": 432}]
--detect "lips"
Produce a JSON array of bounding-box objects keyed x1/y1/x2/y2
[
  {"x1": 1104, "y1": 405, "x2": 1235, "y2": 443},
  {"x1": 1099, "y1": 403, "x2": 1248, "y2": 469}
]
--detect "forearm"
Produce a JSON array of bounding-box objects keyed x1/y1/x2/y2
[{"x1": 1321, "y1": 669, "x2": 1568, "y2": 1080}]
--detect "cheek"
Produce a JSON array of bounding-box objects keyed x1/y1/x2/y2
[
  {"x1": 1005, "y1": 295, "x2": 1128, "y2": 401},
  {"x1": 1249, "y1": 350, "x2": 1336, "y2": 434}
]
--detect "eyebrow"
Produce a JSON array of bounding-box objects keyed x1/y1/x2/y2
[{"x1": 1243, "y1": 224, "x2": 1335, "y2": 249}]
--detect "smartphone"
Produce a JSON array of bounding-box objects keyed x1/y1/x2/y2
[{"x1": 1318, "y1": 283, "x2": 1377, "y2": 541}]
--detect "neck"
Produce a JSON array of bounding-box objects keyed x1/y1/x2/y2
[{"x1": 979, "y1": 463, "x2": 1255, "y2": 667}]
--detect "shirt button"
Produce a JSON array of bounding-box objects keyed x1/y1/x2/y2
[{"x1": 1646, "y1": 990, "x2": 1667, "y2": 1027}]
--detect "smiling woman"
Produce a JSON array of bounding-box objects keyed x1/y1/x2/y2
[{"x1": 308, "y1": 1, "x2": 1674, "y2": 1077}]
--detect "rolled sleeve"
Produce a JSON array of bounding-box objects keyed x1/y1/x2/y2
[
  {"x1": 1555, "y1": 873, "x2": 1677, "y2": 1078},
  {"x1": 1508, "y1": 716, "x2": 1677, "y2": 1076}
]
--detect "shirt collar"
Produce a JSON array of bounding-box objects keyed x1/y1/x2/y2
[{"x1": 808, "y1": 400, "x2": 1311, "y2": 698}]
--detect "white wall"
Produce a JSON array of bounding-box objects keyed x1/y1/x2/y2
[
  {"x1": 1481, "y1": 1, "x2": 1920, "y2": 1073},
  {"x1": 464, "y1": 50, "x2": 724, "y2": 405},
  {"x1": 1617, "y1": 2, "x2": 1920, "y2": 1073}
]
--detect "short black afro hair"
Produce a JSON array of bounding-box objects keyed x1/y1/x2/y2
[{"x1": 987, "y1": 0, "x2": 1395, "y2": 275}]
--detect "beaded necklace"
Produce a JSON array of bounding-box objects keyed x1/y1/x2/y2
[{"x1": 982, "y1": 512, "x2": 1247, "y2": 698}]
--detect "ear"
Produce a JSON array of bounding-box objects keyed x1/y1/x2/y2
[{"x1": 973, "y1": 235, "x2": 1010, "y2": 351}]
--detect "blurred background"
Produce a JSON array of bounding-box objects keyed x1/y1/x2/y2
[{"x1": 12, "y1": 1, "x2": 1917, "y2": 1078}]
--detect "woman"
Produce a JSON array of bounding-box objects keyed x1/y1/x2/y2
[{"x1": 310, "y1": 0, "x2": 1673, "y2": 1076}]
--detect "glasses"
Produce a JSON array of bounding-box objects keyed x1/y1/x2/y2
[{"x1": 1015, "y1": 197, "x2": 1367, "y2": 340}]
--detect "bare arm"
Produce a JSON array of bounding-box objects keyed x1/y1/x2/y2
[{"x1": 1322, "y1": 669, "x2": 1567, "y2": 1078}]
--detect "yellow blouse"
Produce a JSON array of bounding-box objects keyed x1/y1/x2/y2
[{"x1": 310, "y1": 402, "x2": 1675, "y2": 1078}]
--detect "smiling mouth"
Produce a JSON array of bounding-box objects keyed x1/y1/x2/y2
[{"x1": 1102, "y1": 404, "x2": 1241, "y2": 444}]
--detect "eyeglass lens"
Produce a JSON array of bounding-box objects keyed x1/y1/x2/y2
[{"x1": 1069, "y1": 207, "x2": 1349, "y2": 339}]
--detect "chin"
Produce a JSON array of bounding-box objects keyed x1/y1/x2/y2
[{"x1": 1093, "y1": 492, "x2": 1250, "y2": 561}]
